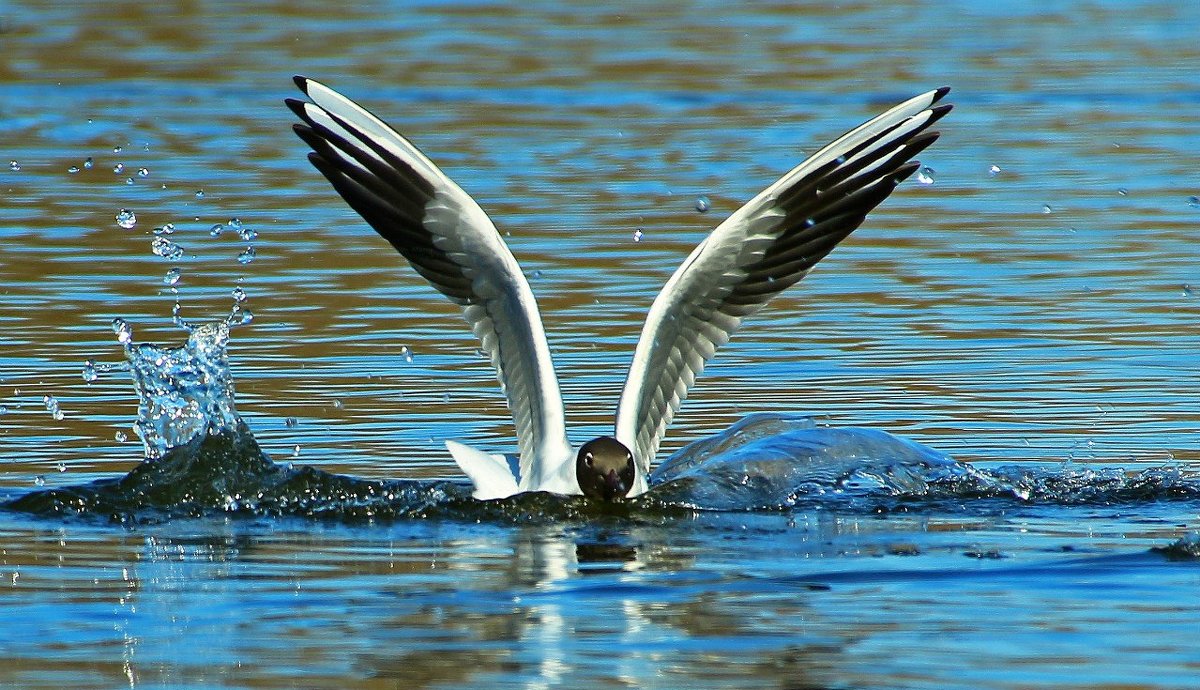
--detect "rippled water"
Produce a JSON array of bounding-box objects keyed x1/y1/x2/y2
[{"x1": 2, "y1": 1, "x2": 1200, "y2": 688}]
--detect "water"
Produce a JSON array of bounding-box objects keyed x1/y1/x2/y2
[{"x1": 2, "y1": 0, "x2": 1200, "y2": 687}]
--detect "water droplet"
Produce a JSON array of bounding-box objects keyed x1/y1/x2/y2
[
  {"x1": 1042, "y1": 204, "x2": 1053, "y2": 214},
  {"x1": 695, "y1": 196, "x2": 711, "y2": 213},
  {"x1": 227, "y1": 303, "x2": 254, "y2": 326},
  {"x1": 112, "y1": 317, "x2": 133, "y2": 344},
  {"x1": 988, "y1": 164, "x2": 1001, "y2": 177},
  {"x1": 209, "y1": 223, "x2": 224, "y2": 237},
  {"x1": 916, "y1": 166, "x2": 935, "y2": 185},
  {"x1": 33, "y1": 475, "x2": 45, "y2": 487},
  {"x1": 529, "y1": 269, "x2": 542, "y2": 280},
  {"x1": 8, "y1": 160, "x2": 20, "y2": 171},
  {"x1": 42, "y1": 394, "x2": 64, "y2": 420},
  {"x1": 115, "y1": 430, "x2": 128, "y2": 443},
  {"x1": 1188, "y1": 196, "x2": 1200, "y2": 208},
  {"x1": 0, "y1": 405, "x2": 7, "y2": 415},
  {"x1": 195, "y1": 190, "x2": 205, "y2": 199},
  {"x1": 236, "y1": 246, "x2": 256, "y2": 264},
  {"x1": 227, "y1": 217, "x2": 244, "y2": 232},
  {"x1": 115, "y1": 209, "x2": 137, "y2": 229},
  {"x1": 137, "y1": 167, "x2": 149, "y2": 177},
  {"x1": 1117, "y1": 188, "x2": 1128, "y2": 196},
  {"x1": 152, "y1": 223, "x2": 176, "y2": 236},
  {"x1": 125, "y1": 177, "x2": 134, "y2": 185},
  {"x1": 285, "y1": 417, "x2": 298, "y2": 428},
  {"x1": 112, "y1": 163, "x2": 124, "y2": 174},
  {"x1": 82, "y1": 360, "x2": 99, "y2": 383},
  {"x1": 56, "y1": 462, "x2": 66, "y2": 473},
  {"x1": 332, "y1": 399, "x2": 343, "y2": 410},
  {"x1": 67, "y1": 166, "x2": 80, "y2": 174},
  {"x1": 1183, "y1": 284, "x2": 1194, "y2": 297},
  {"x1": 163, "y1": 267, "x2": 182, "y2": 285},
  {"x1": 83, "y1": 157, "x2": 94, "y2": 170},
  {"x1": 231, "y1": 286, "x2": 247, "y2": 303},
  {"x1": 632, "y1": 229, "x2": 643, "y2": 242},
  {"x1": 151, "y1": 236, "x2": 185, "y2": 260},
  {"x1": 113, "y1": 145, "x2": 123, "y2": 153},
  {"x1": 292, "y1": 445, "x2": 301, "y2": 458},
  {"x1": 400, "y1": 345, "x2": 414, "y2": 363}
]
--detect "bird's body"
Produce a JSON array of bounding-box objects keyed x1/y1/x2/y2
[{"x1": 287, "y1": 77, "x2": 951, "y2": 501}]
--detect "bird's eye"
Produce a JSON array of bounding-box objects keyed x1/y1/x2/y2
[{"x1": 584, "y1": 453, "x2": 593, "y2": 467}]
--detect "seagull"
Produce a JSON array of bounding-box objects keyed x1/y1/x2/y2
[{"x1": 286, "y1": 76, "x2": 951, "y2": 501}]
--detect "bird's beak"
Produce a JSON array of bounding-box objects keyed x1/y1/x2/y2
[{"x1": 605, "y1": 468, "x2": 627, "y2": 498}]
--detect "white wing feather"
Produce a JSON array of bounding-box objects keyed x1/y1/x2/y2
[
  {"x1": 288, "y1": 77, "x2": 573, "y2": 490},
  {"x1": 615, "y1": 88, "x2": 953, "y2": 493}
]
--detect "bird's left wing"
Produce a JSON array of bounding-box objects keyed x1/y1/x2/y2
[
  {"x1": 615, "y1": 88, "x2": 952, "y2": 493},
  {"x1": 287, "y1": 77, "x2": 572, "y2": 485}
]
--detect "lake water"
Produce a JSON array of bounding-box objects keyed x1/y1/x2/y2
[{"x1": 2, "y1": 1, "x2": 1200, "y2": 688}]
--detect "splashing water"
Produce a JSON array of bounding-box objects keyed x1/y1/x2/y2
[
  {"x1": 125, "y1": 321, "x2": 240, "y2": 460},
  {"x1": 42, "y1": 394, "x2": 64, "y2": 421},
  {"x1": 150, "y1": 236, "x2": 185, "y2": 260},
  {"x1": 115, "y1": 209, "x2": 137, "y2": 229}
]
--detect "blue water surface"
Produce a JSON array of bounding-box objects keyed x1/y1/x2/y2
[{"x1": 1, "y1": 1, "x2": 1199, "y2": 688}]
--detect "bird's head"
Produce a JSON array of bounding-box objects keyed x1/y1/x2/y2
[{"x1": 576, "y1": 436, "x2": 636, "y2": 501}]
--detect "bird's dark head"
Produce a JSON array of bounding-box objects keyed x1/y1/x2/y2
[{"x1": 576, "y1": 436, "x2": 635, "y2": 501}]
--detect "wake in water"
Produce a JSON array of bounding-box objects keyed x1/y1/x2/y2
[{"x1": 7, "y1": 320, "x2": 1200, "y2": 522}]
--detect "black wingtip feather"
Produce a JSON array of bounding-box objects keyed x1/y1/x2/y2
[
  {"x1": 934, "y1": 86, "x2": 951, "y2": 101},
  {"x1": 892, "y1": 161, "x2": 921, "y2": 184},
  {"x1": 293, "y1": 75, "x2": 310, "y2": 93},
  {"x1": 284, "y1": 98, "x2": 309, "y2": 120},
  {"x1": 929, "y1": 103, "x2": 954, "y2": 124}
]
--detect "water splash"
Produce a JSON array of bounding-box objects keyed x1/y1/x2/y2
[
  {"x1": 115, "y1": 209, "x2": 137, "y2": 229},
  {"x1": 915, "y1": 166, "x2": 935, "y2": 185},
  {"x1": 42, "y1": 394, "x2": 64, "y2": 421},
  {"x1": 125, "y1": 321, "x2": 239, "y2": 460},
  {"x1": 151, "y1": 236, "x2": 185, "y2": 260},
  {"x1": 694, "y1": 196, "x2": 710, "y2": 213},
  {"x1": 112, "y1": 319, "x2": 134, "y2": 347}
]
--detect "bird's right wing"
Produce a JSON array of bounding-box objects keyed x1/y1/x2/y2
[
  {"x1": 615, "y1": 88, "x2": 952, "y2": 493},
  {"x1": 287, "y1": 76, "x2": 572, "y2": 485}
]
